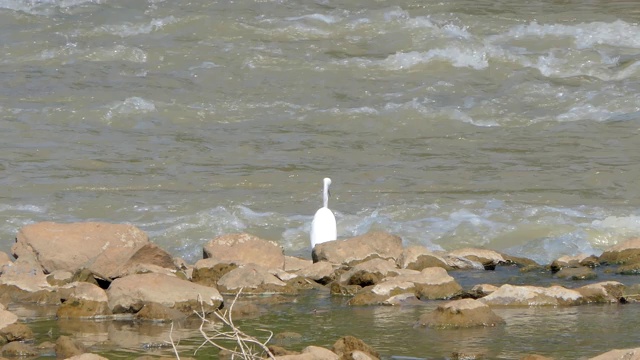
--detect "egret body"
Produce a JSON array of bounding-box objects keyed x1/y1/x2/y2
[{"x1": 310, "y1": 177, "x2": 337, "y2": 248}]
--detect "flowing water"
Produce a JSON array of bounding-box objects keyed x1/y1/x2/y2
[{"x1": 3, "y1": 0, "x2": 640, "y2": 358}]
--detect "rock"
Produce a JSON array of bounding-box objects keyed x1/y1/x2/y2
[
  {"x1": 134, "y1": 302, "x2": 186, "y2": 322},
  {"x1": 0, "y1": 260, "x2": 60, "y2": 305},
  {"x1": 616, "y1": 262, "x2": 640, "y2": 275},
  {"x1": 440, "y1": 254, "x2": 484, "y2": 270},
  {"x1": 550, "y1": 254, "x2": 592, "y2": 272},
  {"x1": 347, "y1": 289, "x2": 389, "y2": 306},
  {"x1": 599, "y1": 238, "x2": 640, "y2": 265},
  {"x1": 269, "y1": 345, "x2": 299, "y2": 357},
  {"x1": 203, "y1": 233, "x2": 285, "y2": 270},
  {"x1": 284, "y1": 256, "x2": 312, "y2": 272},
  {"x1": 112, "y1": 243, "x2": 177, "y2": 278},
  {"x1": 576, "y1": 281, "x2": 625, "y2": 303},
  {"x1": 65, "y1": 354, "x2": 110, "y2": 360},
  {"x1": 216, "y1": 264, "x2": 296, "y2": 295},
  {"x1": 330, "y1": 282, "x2": 361, "y2": 297},
  {"x1": 411, "y1": 267, "x2": 463, "y2": 300},
  {"x1": 0, "y1": 309, "x2": 18, "y2": 331},
  {"x1": 57, "y1": 282, "x2": 112, "y2": 320},
  {"x1": 470, "y1": 284, "x2": 499, "y2": 298},
  {"x1": 332, "y1": 336, "x2": 379, "y2": 360},
  {"x1": 275, "y1": 346, "x2": 339, "y2": 360},
  {"x1": 272, "y1": 331, "x2": 303, "y2": 347},
  {"x1": 297, "y1": 261, "x2": 336, "y2": 285},
  {"x1": 447, "y1": 248, "x2": 506, "y2": 269},
  {"x1": 191, "y1": 258, "x2": 238, "y2": 287},
  {"x1": 520, "y1": 355, "x2": 554, "y2": 360},
  {"x1": 479, "y1": 284, "x2": 583, "y2": 306},
  {"x1": 312, "y1": 231, "x2": 403, "y2": 266},
  {"x1": 382, "y1": 293, "x2": 421, "y2": 306},
  {"x1": 107, "y1": 273, "x2": 223, "y2": 314},
  {"x1": 1, "y1": 341, "x2": 38, "y2": 357},
  {"x1": 0, "y1": 252, "x2": 12, "y2": 269},
  {"x1": 55, "y1": 335, "x2": 85, "y2": 359},
  {"x1": 0, "y1": 323, "x2": 33, "y2": 342},
  {"x1": 13, "y1": 222, "x2": 150, "y2": 279},
  {"x1": 398, "y1": 246, "x2": 451, "y2": 271},
  {"x1": 554, "y1": 267, "x2": 597, "y2": 280},
  {"x1": 417, "y1": 298, "x2": 505, "y2": 328},
  {"x1": 589, "y1": 348, "x2": 640, "y2": 360},
  {"x1": 46, "y1": 271, "x2": 74, "y2": 286},
  {"x1": 339, "y1": 259, "x2": 402, "y2": 286}
]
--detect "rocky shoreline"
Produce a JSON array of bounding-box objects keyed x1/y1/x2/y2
[{"x1": 2, "y1": 222, "x2": 640, "y2": 359}]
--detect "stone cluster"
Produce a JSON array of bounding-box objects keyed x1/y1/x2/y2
[{"x1": 1, "y1": 222, "x2": 640, "y2": 359}]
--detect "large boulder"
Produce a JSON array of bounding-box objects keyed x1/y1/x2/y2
[
  {"x1": 203, "y1": 233, "x2": 285, "y2": 270},
  {"x1": 338, "y1": 258, "x2": 402, "y2": 287},
  {"x1": 576, "y1": 281, "x2": 625, "y2": 303},
  {"x1": 599, "y1": 238, "x2": 640, "y2": 265},
  {"x1": 296, "y1": 261, "x2": 336, "y2": 285},
  {"x1": 479, "y1": 284, "x2": 583, "y2": 306},
  {"x1": 107, "y1": 273, "x2": 223, "y2": 314},
  {"x1": 312, "y1": 231, "x2": 403, "y2": 266},
  {"x1": 397, "y1": 246, "x2": 451, "y2": 271},
  {"x1": 12, "y1": 222, "x2": 150, "y2": 279},
  {"x1": 417, "y1": 298, "x2": 505, "y2": 328},
  {"x1": 0, "y1": 261, "x2": 59, "y2": 305},
  {"x1": 216, "y1": 264, "x2": 296, "y2": 295}
]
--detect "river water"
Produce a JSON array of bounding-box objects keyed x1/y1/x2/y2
[{"x1": 2, "y1": 0, "x2": 640, "y2": 358}]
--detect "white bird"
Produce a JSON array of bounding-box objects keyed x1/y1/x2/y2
[{"x1": 310, "y1": 177, "x2": 337, "y2": 248}]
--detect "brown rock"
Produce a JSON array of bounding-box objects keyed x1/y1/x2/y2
[
  {"x1": 269, "y1": 345, "x2": 299, "y2": 356},
  {"x1": 203, "y1": 233, "x2": 285, "y2": 270},
  {"x1": 107, "y1": 273, "x2": 223, "y2": 314},
  {"x1": 57, "y1": 282, "x2": 110, "y2": 319},
  {"x1": 284, "y1": 256, "x2": 312, "y2": 272},
  {"x1": 417, "y1": 298, "x2": 505, "y2": 328},
  {"x1": 216, "y1": 264, "x2": 296, "y2": 295},
  {"x1": 520, "y1": 355, "x2": 554, "y2": 360},
  {"x1": 550, "y1": 254, "x2": 592, "y2": 272},
  {"x1": 55, "y1": 335, "x2": 85, "y2": 359},
  {"x1": 447, "y1": 248, "x2": 506, "y2": 269},
  {"x1": 616, "y1": 262, "x2": 640, "y2": 275},
  {"x1": 1, "y1": 341, "x2": 38, "y2": 357},
  {"x1": 66, "y1": 354, "x2": 110, "y2": 360},
  {"x1": 469, "y1": 284, "x2": 499, "y2": 298},
  {"x1": 589, "y1": 348, "x2": 640, "y2": 360},
  {"x1": 332, "y1": 336, "x2": 379, "y2": 360},
  {"x1": 330, "y1": 282, "x2": 361, "y2": 297},
  {"x1": 46, "y1": 270, "x2": 74, "y2": 286},
  {"x1": 13, "y1": 222, "x2": 149, "y2": 279},
  {"x1": 192, "y1": 258, "x2": 238, "y2": 287},
  {"x1": 134, "y1": 302, "x2": 186, "y2": 321},
  {"x1": 479, "y1": 284, "x2": 583, "y2": 306},
  {"x1": 0, "y1": 309, "x2": 18, "y2": 331},
  {"x1": 347, "y1": 288, "x2": 389, "y2": 306},
  {"x1": 576, "y1": 281, "x2": 625, "y2": 303},
  {"x1": 599, "y1": 238, "x2": 640, "y2": 265},
  {"x1": 297, "y1": 261, "x2": 336, "y2": 285},
  {"x1": 398, "y1": 246, "x2": 451, "y2": 271},
  {"x1": 312, "y1": 231, "x2": 403, "y2": 266},
  {"x1": 555, "y1": 266, "x2": 597, "y2": 280},
  {"x1": 0, "y1": 323, "x2": 33, "y2": 342},
  {"x1": 339, "y1": 259, "x2": 401, "y2": 286},
  {"x1": 379, "y1": 267, "x2": 462, "y2": 300},
  {"x1": 0, "y1": 252, "x2": 12, "y2": 269}
]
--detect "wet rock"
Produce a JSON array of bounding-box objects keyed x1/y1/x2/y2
[
  {"x1": 134, "y1": 302, "x2": 186, "y2": 322},
  {"x1": 297, "y1": 261, "x2": 336, "y2": 285},
  {"x1": 417, "y1": 298, "x2": 505, "y2": 328},
  {"x1": 616, "y1": 262, "x2": 640, "y2": 275},
  {"x1": 382, "y1": 293, "x2": 421, "y2": 306},
  {"x1": 599, "y1": 238, "x2": 640, "y2": 265},
  {"x1": 440, "y1": 254, "x2": 484, "y2": 270},
  {"x1": 55, "y1": 335, "x2": 85, "y2": 359},
  {"x1": 203, "y1": 233, "x2": 285, "y2": 270},
  {"x1": 269, "y1": 345, "x2": 299, "y2": 357},
  {"x1": 275, "y1": 346, "x2": 339, "y2": 360},
  {"x1": 1, "y1": 341, "x2": 38, "y2": 357},
  {"x1": 339, "y1": 258, "x2": 402, "y2": 287},
  {"x1": 413, "y1": 267, "x2": 464, "y2": 300},
  {"x1": 0, "y1": 259, "x2": 60, "y2": 305},
  {"x1": 107, "y1": 273, "x2": 223, "y2": 314},
  {"x1": 347, "y1": 289, "x2": 389, "y2": 306},
  {"x1": 13, "y1": 222, "x2": 150, "y2": 279},
  {"x1": 66, "y1": 354, "x2": 110, "y2": 360},
  {"x1": 589, "y1": 347, "x2": 640, "y2": 360},
  {"x1": 398, "y1": 246, "x2": 451, "y2": 271},
  {"x1": 216, "y1": 263, "x2": 296, "y2": 295},
  {"x1": 520, "y1": 355, "x2": 554, "y2": 360},
  {"x1": 332, "y1": 335, "x2": 379, "y2": 360},
  {"x1": 447, "y1": 248, "x2": 506, "y2": 270},
  {"x1": 555, "y1": 266, "x2": 597, "y2": 280},
  {"x1": 576, "y1": 281, "x2": 625, "y2": 303},
  {"x1": 112, "y1": 243, "x2": 177, "y2": 278},
  {"x1": 479, "y1": 284, "x2": 583, "y2": 306},
  {"x1": 312, "y1": 231, "x2": 403, "y2": 266},
  {"x1": 330, "y1": 282, "x2": 361, "y2": 296},
  {"x1": 57, "y1": 282, "x2": 111, "y2": 319},
  {"x1": 550, "y1": 254, "x2": 594, "y2": 272},
  {"x1": 191, "y1": 258, "x2": 238, "y2": 287},
  {"x1": 501, "y1": 254, "x2": 539, "y2": 268},
  {"x1": 0, "y1": 323, "x2": 33, "y2": 342},
  {"x1": 470, "y1": 284, "x2": 499, "y2": 298}
]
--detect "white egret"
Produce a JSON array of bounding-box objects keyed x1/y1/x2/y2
[{"x1": 310, "y1": 177, "x2": 337, "y2": 248}]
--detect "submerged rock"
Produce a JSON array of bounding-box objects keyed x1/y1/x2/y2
[
  {"x1": 479, "y1": 284, "x2": 583, "y2": 306},
  {"x1": 417, "y1": 298, "x2": 505, "y2": 328},
  {"x1": 312, "y1": 231, "x2": 403, "y2": 266}
]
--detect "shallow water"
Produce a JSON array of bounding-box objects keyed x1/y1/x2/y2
[{"x1": 3, "y1": 0, "x2": 640, "y2": 357}]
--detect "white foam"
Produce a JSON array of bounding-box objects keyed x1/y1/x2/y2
[{"x1": 383, "y1": 47, "x2": 488, "y2": 70}]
